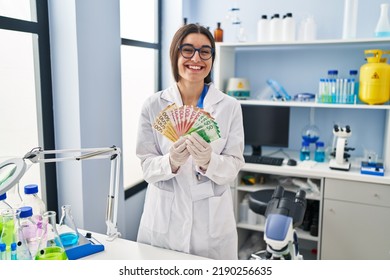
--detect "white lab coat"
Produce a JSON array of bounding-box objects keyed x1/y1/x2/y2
[{"x1": 136, "y1": 83, "x2": 245, "y2": 259}]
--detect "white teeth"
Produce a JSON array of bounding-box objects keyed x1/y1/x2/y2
[{"x1": 188, "y1": 65, "x2": 201, "y2": 70}]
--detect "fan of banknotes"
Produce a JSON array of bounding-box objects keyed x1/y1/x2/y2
[{"x1": 153, "y1": 103, "x2": 220, "y2": 143}]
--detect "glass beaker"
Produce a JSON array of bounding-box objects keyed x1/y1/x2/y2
[
  {"x1": 58, "y1": 205, "x2": 79, "y2": 247},
  {"x1": 35, "y1": 211, "x2": 68, "y2": 260},
  {"x1": 0, "y1": 208, "x2": 16, "y2": 253}
]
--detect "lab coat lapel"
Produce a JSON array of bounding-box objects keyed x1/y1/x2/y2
[
  {"x1": 160, "y1": 84, "x2": 183, "y2": 106},
  {"x1": 203, "y1": 83, "x2": 225, "y2": 116}
]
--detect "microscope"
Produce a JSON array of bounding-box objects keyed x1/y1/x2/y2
[
  {"x1": 248, "y1": 186, "x2": 307, "y2": 260},
  {"x1": 329, "y1": 124, "x2": 355, "y2": 171}
]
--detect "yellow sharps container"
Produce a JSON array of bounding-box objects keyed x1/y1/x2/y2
[{"x1": 359, "y1": 49, "x2": 390, "y2": 105}]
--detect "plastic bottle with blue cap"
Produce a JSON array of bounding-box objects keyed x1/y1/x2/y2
[
  {"x1": 19, "y1": 206, "x2": 40, "y2": 257},
  {"x1": 300, "y1": 141, "x2": 311, "y2": 161},
  {"x1": 21, "y1": 184, "x2": 46, "y2": 226},
  {"x1": 314, "y1": 141, "x2": 325, "y2": 162}
]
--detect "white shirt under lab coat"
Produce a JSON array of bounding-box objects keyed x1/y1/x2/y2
[{"x1": 136, "y1": 83, "x2": 245, "y2": 259}]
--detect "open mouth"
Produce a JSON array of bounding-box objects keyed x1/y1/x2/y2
[{"x1": 186, "y1": 65, "x2": 204, "y2": 70}]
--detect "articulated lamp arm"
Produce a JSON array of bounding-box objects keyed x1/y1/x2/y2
[{"x1": 23, "y1": 146, "x2": 122, "y2": 241}]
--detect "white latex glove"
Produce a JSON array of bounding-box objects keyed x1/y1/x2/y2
[
  {"x1": 186, "y1": 133, "x2": 212, "y2": 170},
  {"x1": 169, "y1": 137, "x2": 190, "y2": 173}
]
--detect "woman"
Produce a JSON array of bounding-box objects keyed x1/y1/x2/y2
[{"x1": 136, "y1": 23, "x2": 245, "y2": 259}]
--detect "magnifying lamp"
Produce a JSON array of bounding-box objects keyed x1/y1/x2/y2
[{"x1": 0, "y1": 146, "x2": 121, "y2": 242}]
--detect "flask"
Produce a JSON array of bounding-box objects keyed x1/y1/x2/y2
[
  {"x1": 0, "y1": 208, "x2": 32, "y2": 260},
  {"x1": 375, "y1": 3, "x2": 390, "y2": 37},
  {"x1": 342, "y1": 0, "x2": 358, "y2": 39},
  {"x1": 269, "y1": 14, "x2": 282, "y2": 41},
  {"x1": 257, "y1": 15, "x2": 269, "y2": 42},
  {"x1": 35, "y1": 211, "x2": 68, "y2": 260},
  {"x1": 300, "y1": 141, "x2": 311, "y2": 161},
  {"x1": 0, "y1": 208, "x2": 15, "y2": 254},
  {"x1": 21, "y1": 184, "x2": 46, "y2": 225},
  {"x1": 214, "y1": 22, "x2": 223, "y2": 42},
  {"x1": 282, "y1": 13, "x2": 296, "y2": 41},
  {"x1": 19, "y1": 206, "x2": 40, "y2": 257},
  {"x1": 58, "y1": 205, "x2": 80, "y2": 247},
  {"x1": 314, "y1": 141, "x2": 325, "y2": 162}
]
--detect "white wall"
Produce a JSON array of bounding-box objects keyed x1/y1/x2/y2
[{"x1": 48, "y1": 0, "x2": 125, "y2": 236}]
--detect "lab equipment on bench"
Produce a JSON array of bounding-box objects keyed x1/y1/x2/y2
[
  {"x1": 35, "y1": 210, "x2": 68, "y2": 260},
  {"x1": 248, "y1": 186, "x2": 307, "y2": 260},
  {"x1": 59, "y1": 204, "x2": 80, "y2": 247},
  {"x1": 0, "y1": 146, "x2": 121, "y2": 241},
  {"x1": 360, "y1": 161, "x2": 384, "y2": 176},
  {"x1": 329, "y1": 124, "x2": 355, "y2": 171},
  {"x1": 226, "y1": 77, "x2": 250, "y2": 99},
  {"x1": 254, "y1": 79, "x2": 291, "y2": 101},
  {"x1": 0, "y1": 146, "x2": 122, "y2": 260}
]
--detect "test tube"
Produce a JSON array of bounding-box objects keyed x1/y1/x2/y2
[
  {"x1": 0, "y1": 243, "x2": 5, "y2": 260},
  {"x1": 11, "y1": 242, "x2": 17, "y2": 260}
]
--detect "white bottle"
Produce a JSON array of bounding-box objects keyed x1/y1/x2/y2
[
  {"x1": 239, "y1": 197, "x2": 249, "y2": 223},
  {"x1": 6, "y1": 184, "x2": 23, "y2": 209},
  {"x1": 21, "y1": 184, "x2": 46, "y2": 225},
  {"x1": 0, "y1": 193, "x2": 12, "y2": 213},
  {"x1": 257, "y1": 15, "x2": 269, "y2": 42},
  {"x1": 300, "y1": 15, "x2": 317, "y2": 41},
  {"x1": 375, "y1": 3, "x2": 390, "y2": 37},
  {"x1": 342, "y1": 0, "x2": 358, "y2": 39},
  {"x1": 269, "y1": 14, "x2": 282, "y2": 42},
  {"x1": 282, "y1": 13, "x2": 296, "y2": 41}
]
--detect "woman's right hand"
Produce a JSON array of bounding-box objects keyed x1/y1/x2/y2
[{"x1": 169, "y1": 137, "x2": 190, "y2": 173}]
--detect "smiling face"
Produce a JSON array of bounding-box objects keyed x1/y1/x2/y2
[
  {"x1": 177, "y1": 33, "x2": 213, "y2": 84},
  {"x1": 170, "y1": 24, "x2": 215, "y2": 84}
]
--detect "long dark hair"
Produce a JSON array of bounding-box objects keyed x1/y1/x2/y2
[{"x1": 169, "y1": 23, "x2": 216, "y2": 83}]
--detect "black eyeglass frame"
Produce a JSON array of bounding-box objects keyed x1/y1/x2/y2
[{"x1": 178, "y1": 44, "x2": 215, "y2": 60}]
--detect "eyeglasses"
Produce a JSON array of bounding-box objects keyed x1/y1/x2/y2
[{"x1": 178, "y1": 44, "x2": 214, "y2": 60}]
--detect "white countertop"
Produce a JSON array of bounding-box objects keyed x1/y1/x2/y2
[
  {"x1": 78, "y1": 230, "x2": 209, "y2": 260},
  {"x1": 241, "y1": 160, "x2": 390, "y2": 185}
]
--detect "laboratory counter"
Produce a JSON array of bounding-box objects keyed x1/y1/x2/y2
[{"x1": 78, "y1": 230, "x2": 209, "y2": 260}]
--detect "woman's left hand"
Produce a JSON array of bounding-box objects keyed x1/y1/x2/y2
[{"x1": 186, "y1": 133, "x2": 212, "y2": 170}]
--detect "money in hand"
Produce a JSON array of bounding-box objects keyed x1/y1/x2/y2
[{"x1": 152, "y1": 103, "x2": 221, "y2": 143}]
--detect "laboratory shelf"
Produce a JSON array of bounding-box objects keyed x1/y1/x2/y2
[
  {"x1": 216, "y1": 38, "x2": 390, "y2": 50},
  {"x1": 238, "y1": 99, "x2": 390, "y2": 109}
]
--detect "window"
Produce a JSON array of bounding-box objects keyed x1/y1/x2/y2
[
  {"x1": 120, "y1": 0, "x2": 161, "y2": 191},
  {"x1": 0, "y1": 1, "x2": 56, "y2": 209}
]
